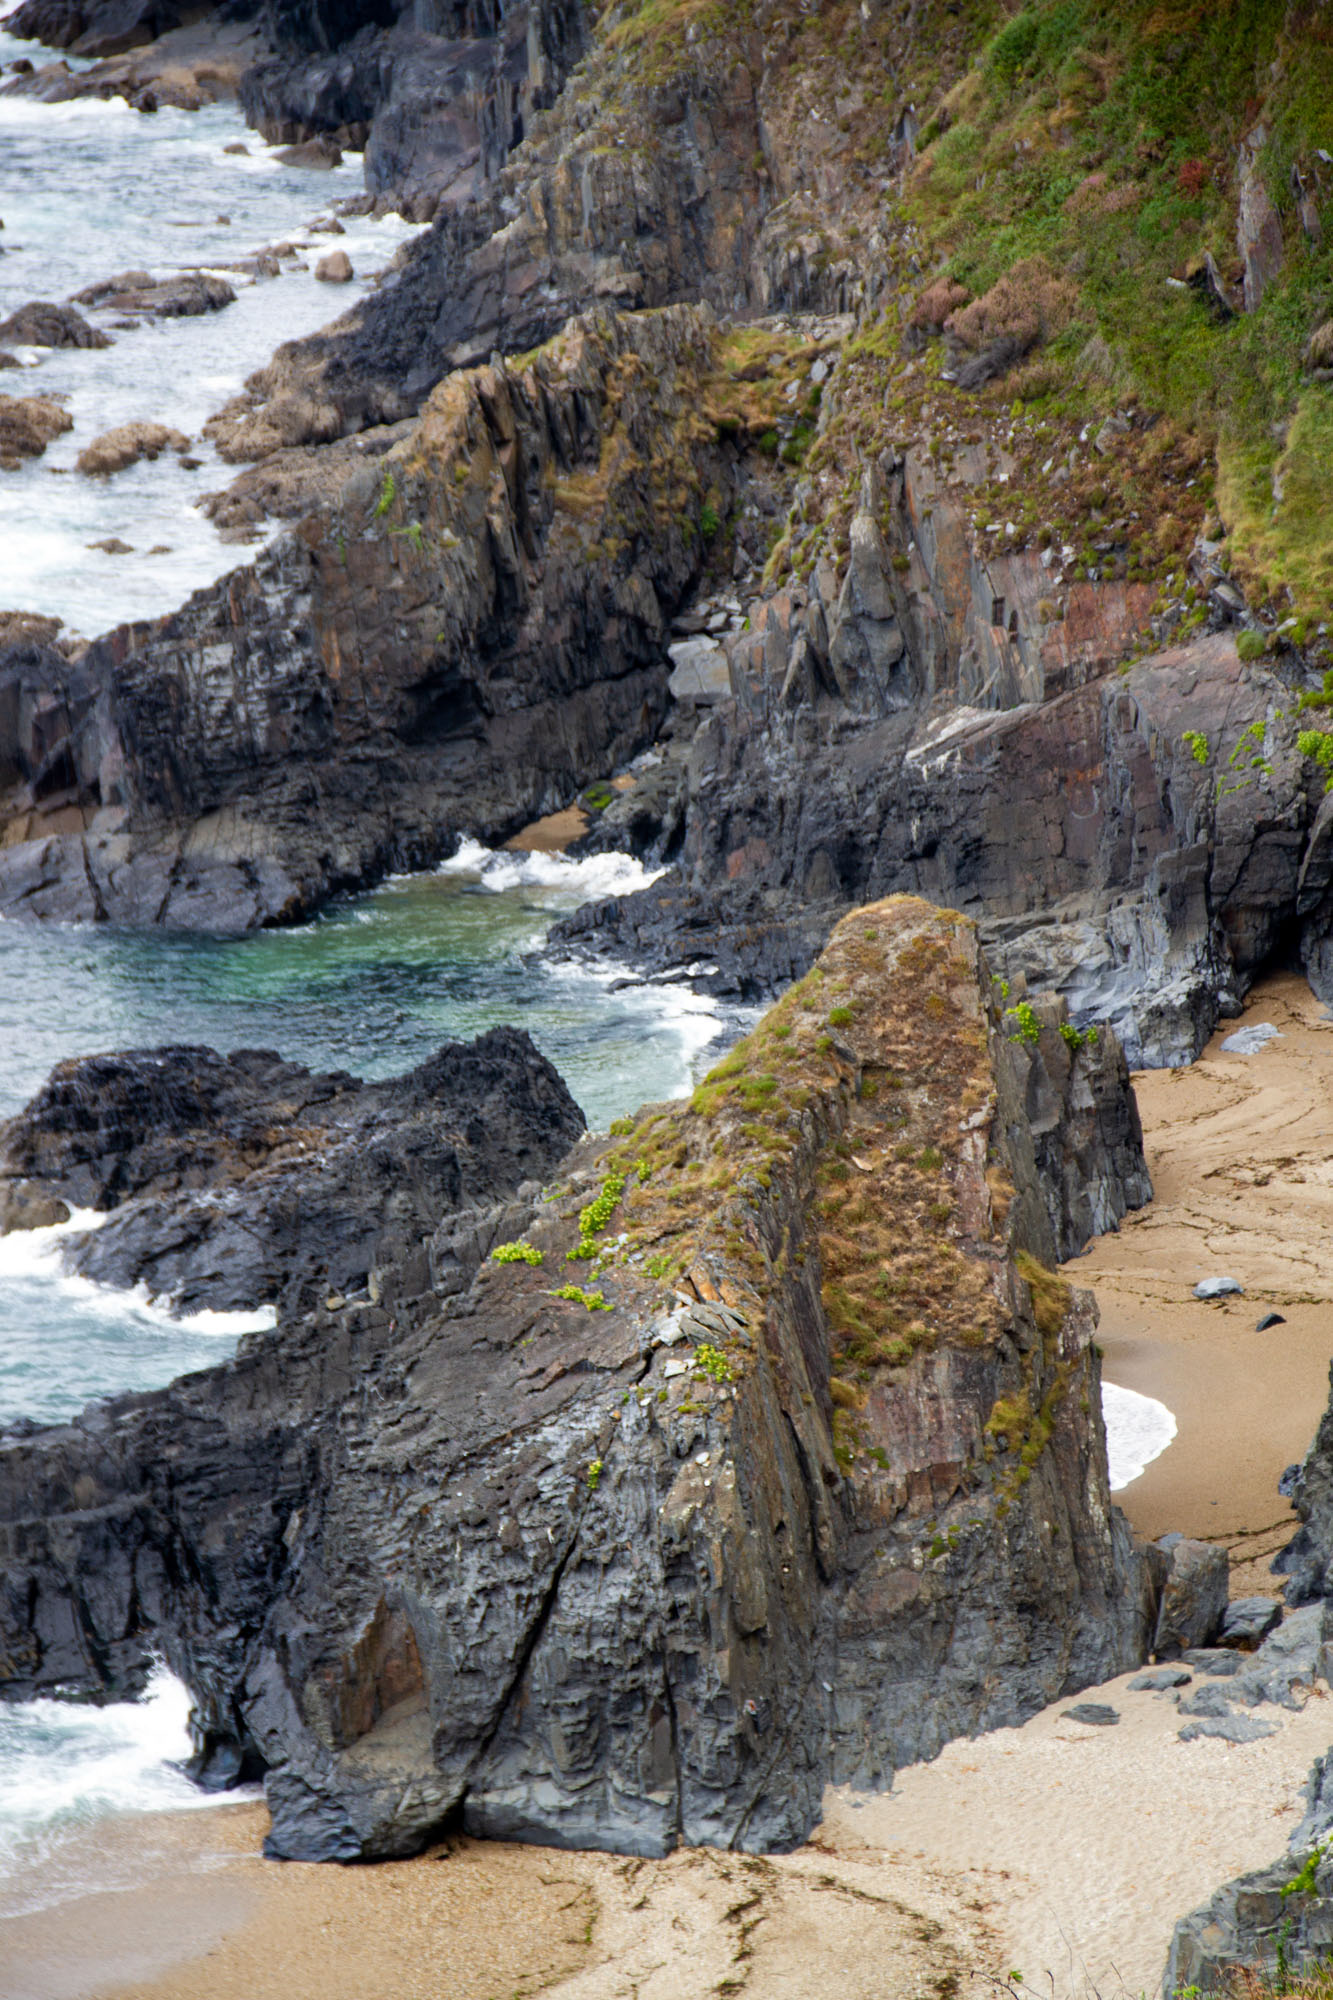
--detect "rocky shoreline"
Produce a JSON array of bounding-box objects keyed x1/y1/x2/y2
[{"x1": 6, "y1": 0, "x2": 1333, "y2": 1987}]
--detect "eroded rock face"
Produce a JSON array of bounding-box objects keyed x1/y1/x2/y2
[
  {"x1": 0, "y1": 1027, "x2": 585, "y2": 1314},
  {"x1": 0, "y1": 305, "x2": 726, "y2": 927},
  {"x1": 0, "y1": 899, "x2": 1155, "y2": 1859},
  {"x1": 562, "y1": 627, "x2": 1320, "y2": 1067}
]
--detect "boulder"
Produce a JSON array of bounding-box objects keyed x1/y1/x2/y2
[
  {"x1": 1219, "y1": 1597, "x2": 1283, "y2": 1650},
  {"x1": 276, "y1": 136, "x2": 343, "y2": 169},
  {"x1": 0, "y1": 900, "x2": 1157, "y2": 1858},
  {"x1": 0, "y1": 393, "x2": 73, "y2": 468},
  {"x1": 0, "y1": 300, "x2": 108, "y2": 348},
  {"x1": 1154, "y1": 1537, "x2": 1229, "y2": 1658},
  {"x1": 75, "y1": 421, "x2": 190, "y2": 476},
  {"x1": 314, "y1": 249, "x2": 353, "y2": 283},
  {"x1": 71, "y1": 270, "x2": 235, "y2": 318}
]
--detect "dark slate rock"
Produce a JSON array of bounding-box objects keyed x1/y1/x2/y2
[
  {"x1": 1178, "y1": 1714, "x2": 1280, "y2": 1744},
  {"x1": 1128, "y1": 1667, "x2": 1192, "y2": 1691},
  {"x1": 1183, "y1": 1648, "x2": 1244, "y2": 1677},
  {"x1": 1063, "y1": 1704, "x2": 1120, "y2": 1727},
  {"x1": 1220, "y1": 1597, "x2": 1283, "y2": 1650},
  {"x1": 1179, "y1": 1683, "x2": 1233, "y2": 1718},
  {"x1": 1256, "y1": 1312, "x2": 1287, "y2": 1331},
  {"x1": 1155, "y1": 1539, "x2": 1230, "y2": 1658},
  {"x1": 0, "y1": 1028, "x2": 585, "y2": 1315}
]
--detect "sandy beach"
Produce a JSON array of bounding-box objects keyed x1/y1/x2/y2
[
  {"x1": 1084, "y1": 969, "x2": 1333, "y2": 1594},
  {"x1": 8, "y1": 969, "x2": 1333, "y2": 2000}
]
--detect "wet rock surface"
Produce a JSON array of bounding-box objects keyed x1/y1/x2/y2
[
  {"x1": 0, "y1": 899, "x2": 1157, "y2": 1859},
  {"x1": 0, "y1": 1026, "x2": 584, "y2": 1314}
]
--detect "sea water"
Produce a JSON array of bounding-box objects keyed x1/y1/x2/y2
[{"x1": 0, "y1": 16, "x2": 425, "y2": 634}]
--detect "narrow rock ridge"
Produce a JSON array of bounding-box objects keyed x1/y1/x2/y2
[{"x1": 0, "y1": 898, "x2": 1156, "y2": 1859}]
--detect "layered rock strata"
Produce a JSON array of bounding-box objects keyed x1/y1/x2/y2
[
  {"x1": 0, "y1": 898, "x2": 1156, "y2": 1857},
  {"x1": 0, "y1": 305, "x2": 726, "y2": 928},
  {"x1": 0, "y1": 1027, "x2": 585, "y2": 1314}
]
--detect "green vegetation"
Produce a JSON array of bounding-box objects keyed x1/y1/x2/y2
[
  {"x1": 1059, "y1": 1021, "x2": 1099, "y2": 1053},
  {"x1": 901, "y1": 0, "x2": 1333, "y2": 629},
  {"x1": 586, "y1": 1457, "x2": 605, "y2": 1490},
  {"x1": 692, "y1": 1342, "x2": 735, "y2": 1384},
  {"x1": 491, "y1": 1241, "x2": 544, "y2": 1266},
  {"x1": 1005, "y1": 1000, "x2": 1041, "y2": 1046},
  {"x1": 1298, "y1": 727, "x2": 1333, "y2": 790},
  {"x1": 551, "y1": 1283, "x2": 611, "y2": 1311},
  {"x1": 372, "y1": 469, "x2": 396, "y2": 520},
  {"x1": 1181, "y1": 730, "x2": 1210, "y2": 765},
  {"x1": 567, "y1": 1172, "x2": 627, "y2": 1262},
  {"x1": 1236, "y1": 629, "x2": 1268, "y2": 661}
]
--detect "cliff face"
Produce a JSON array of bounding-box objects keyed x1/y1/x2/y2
[
  {"x1": 0, "y1": 306, "x2": 730, "y2": 928},
  {"x1": 0, "y1": 898, "x2": 1156, "y2": 1858}
]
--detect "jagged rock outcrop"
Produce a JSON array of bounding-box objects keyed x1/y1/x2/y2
[
  {"x1": 0, "y1": 1028, "x2": 584, "y2": 1314},
  {"x1": 0, "y1": 305, "x2": 728, "y2": 927},
  {"x1": 238, "y1": 1, "x2": 586, "y2": 216},
  {"x1": 0, "y1": 899, "x2": 1156, "y2": 1856},
  {"x1": 558, "y1": 626, "x2": 1323, "y2": 1067}
]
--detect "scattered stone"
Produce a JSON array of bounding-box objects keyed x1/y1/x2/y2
[
  {"x1": 87, "y1": 537, "x2": 134, "y2": 555},
  {"x1": 314, "y1": 250, "x2": 353, "y2": 284},
  {"x1": 1178, "y1": 1714, "x2": 1280, "y2": 1744},
  {"x1": 1221, "y1": 1023, "x2": 1281, "y2": 1054},
  {"x1": 1257, "y1": 1312, "x2": 1287, "y2": 1331},
  {"x1": 76, "y1": 422, "x2": 190, "y2": 476},
  {"x1": 1128, "y1": 1668, "x2": 1192, "y2": 1691},
  {"x1": 1063, "y1": 1703, "x2": 1120, "y2": 1727},
  {"x1": 1183, "y1": 1648, "x2": 1244, "y2": 1677},
  {"x1": 1155, "y1": 1537, "x2": 1229, "y2": 1657},
  {"x1": 223, "y1": 142, "x2": 249, "y2": 156},
  {"x1": 1179, "y1": 1682, "x2": 1234, "y2": 1718},
  {"x1": 277, "y1": 137, "x2": 343, "y2": 171},
  {"x1": 0, "y1": 300, "x2": 108, "y2": 349},
  {"x1": 1194, "y1": 1275, "x2": 1244, "y2": 1298},
  {"x1": 1220, "y1": 1598, "x2": 1284, "y2": 1650},
  {"x1": 0, "y1": 393, "x2": 72, "y2": 467}
]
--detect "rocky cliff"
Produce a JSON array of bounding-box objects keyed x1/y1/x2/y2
[
  {"x1": 0, "y1": 898, "x2": 1157, "y2": 1856},
  {"x1": 0, "y1": 1028, "x2": 585, "y2": 1314},
  {"x1": 0, "y1": 305, "x2": 732, "y2": 928}
]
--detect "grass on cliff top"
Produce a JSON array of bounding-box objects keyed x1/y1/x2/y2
[
  {"x1": 899, "y1": 0, "x2": 1333, "y2": 629},
  {"x1": 595, "y1": 898, "x2": 1011, "y2": 1396}
]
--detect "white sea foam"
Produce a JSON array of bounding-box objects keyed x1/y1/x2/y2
[
  {"x1": 1102, "y1": 1380, "x2": 1177, "y2": 1491},
  {"x1": 0, "y1": 1207, "x2": 275, "y2": 1337},
  {"x1": 439, "y1": 837, "x2": 667, "y2": 901},
  {"x1": 0, "y1": 1665, "x2": 255, "y2": 1916}
]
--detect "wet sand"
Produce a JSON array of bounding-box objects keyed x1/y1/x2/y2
[
  {"x1": 11, "y1": 969, "x2": 1333, "y2": 1999},
  {"x1": 1080, "y1": 969, "x2": 1333, "y2": 1592}
]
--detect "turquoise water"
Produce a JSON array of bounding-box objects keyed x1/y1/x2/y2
[{"x1": 0, "y1": 845, "x2": 722, "y2": 1422}]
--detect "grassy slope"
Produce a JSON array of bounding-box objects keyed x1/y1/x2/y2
[{"x1": 589, "y1": 0, "x2": 1333, "y2": 648}]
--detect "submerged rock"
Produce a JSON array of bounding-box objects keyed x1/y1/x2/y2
[
  {"x1": 0, "y1": 393, "x2": 72, "y2": 468},
  {"x1": 0, "y1": 898, "x2": 1157, "y2": 1860},
  {"x1": 0, "y1": 299, "x2": 109, "y2": 348},
  {"x1": 75, "y1": 421, "x2": 190, "y2": 476},
  {"x1": 0, "y1": 1027, "x2": 584, "y2": 1316}
]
